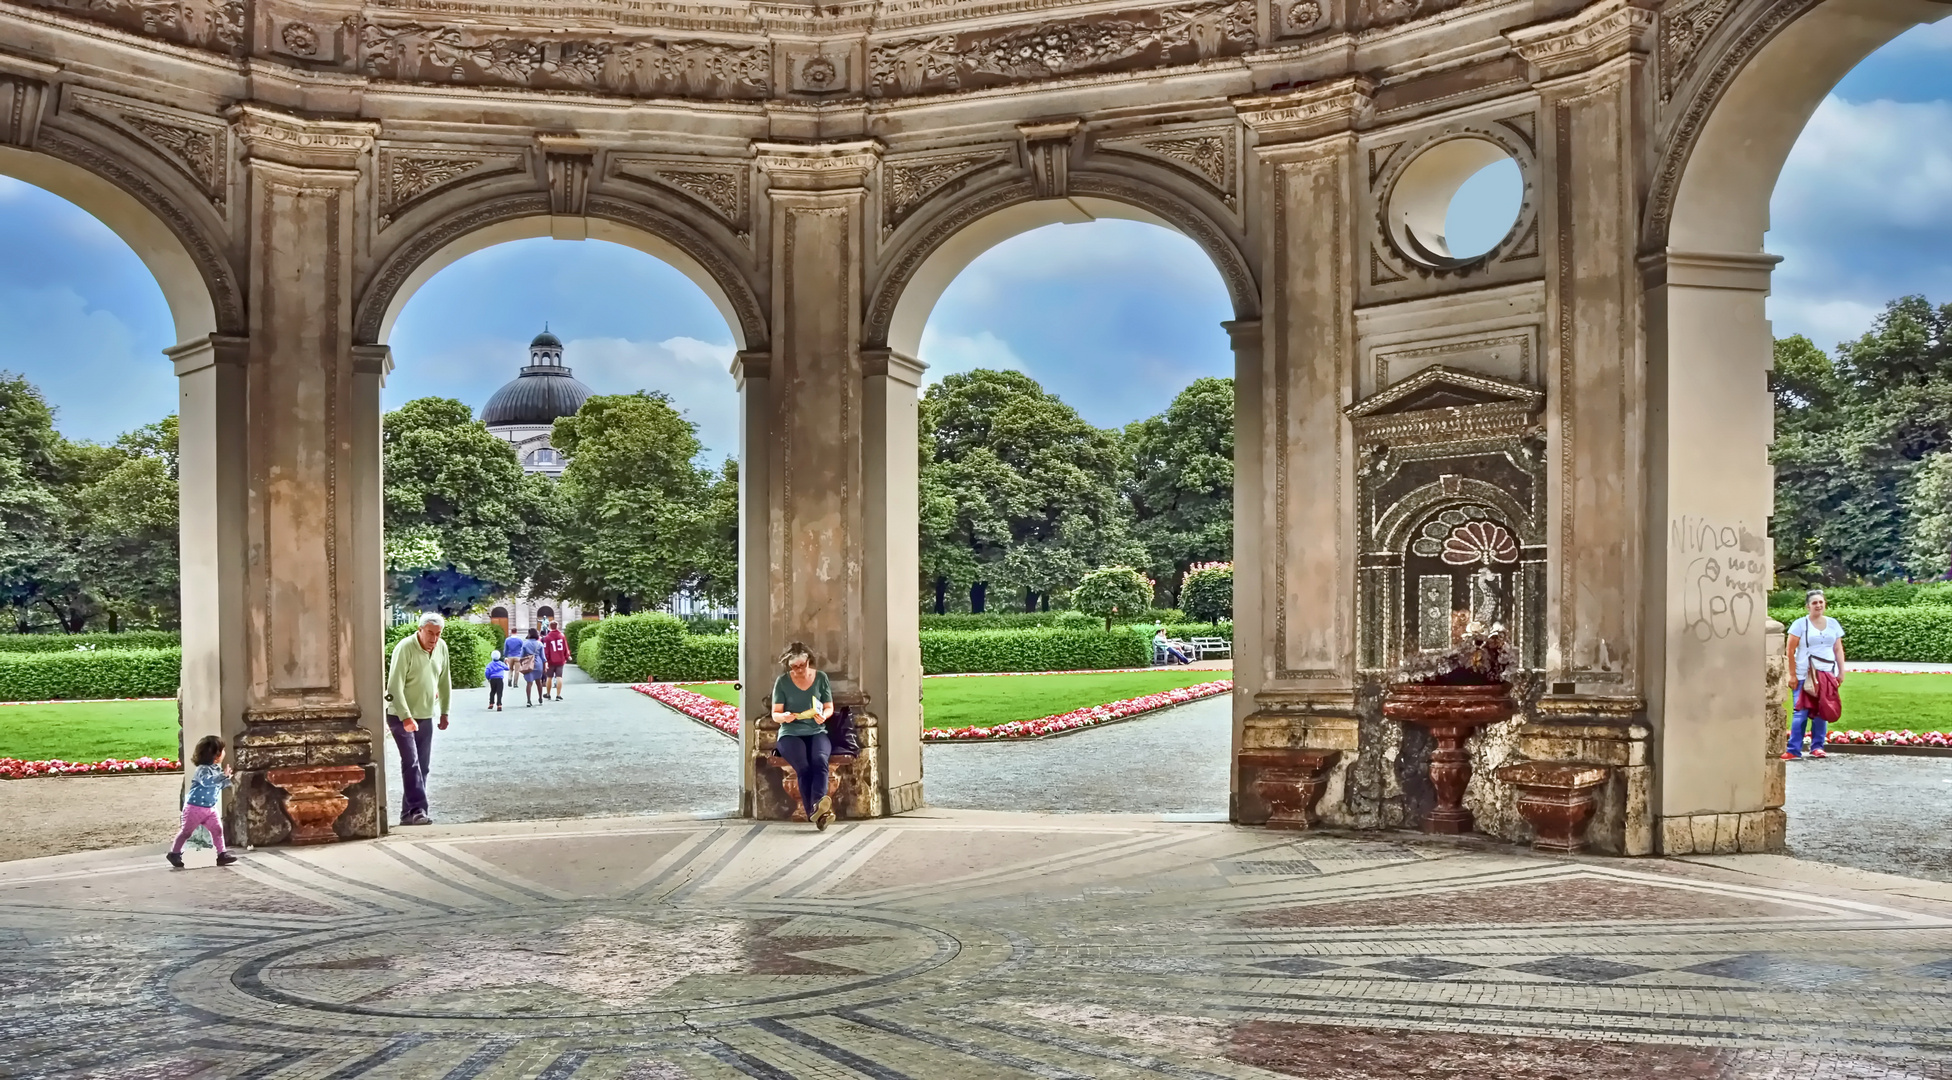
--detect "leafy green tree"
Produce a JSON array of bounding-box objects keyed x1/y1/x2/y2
[
  {"x1": 1123, "y1": 377, "x2": 1233, "y2": 603},
  {"x1": 1904, "y1": 452, "x2": 1952, "y2": 580},
  {"x1": 1180, "y1": 562, "x2": 1233, "y2": 623},
  {"x1": 692, "y1": 458, "x2": 740, "y2": 608},
  {"x1": 382, "y1": 397, "x2": 532, "y2": 615},
  {"x1": 1072, "y1": 566, "x2": 1153, "y2": 631},
  {"x1": 920, "y1": 369, "x2": 1140, "y2": 613},
  {"x1": 550, "y1": 392, "x2": 714, "y2": 612},
  {"x1": 75, "y1": 417, "x2": 180, "y2": 630}
]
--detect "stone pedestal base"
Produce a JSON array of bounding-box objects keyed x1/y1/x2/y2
[
  {"x1": 1384, "y1": 684, "x2": 1514, "y2": 836},
  {"x1": 1495, "y1": 761, "x2": 1610, "y2": 853},
  {"x1": 1238, "y1": 749, "x2": 1341, "y2": 829},
  {"x1": 264, "y1": 765, "x2": 366, "y2": 844}
]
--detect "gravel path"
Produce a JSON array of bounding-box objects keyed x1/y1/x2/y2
[{"x1": 1783, "y1": 752, "x2": 1952, "y2": 883}]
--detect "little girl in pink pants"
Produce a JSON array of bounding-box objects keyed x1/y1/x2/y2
[{"x1": 168, "y1": 735, "x2": 238, "y2": 868}]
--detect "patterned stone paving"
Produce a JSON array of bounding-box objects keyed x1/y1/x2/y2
[{"x1": 4, "y1": 810, "x2": 1952, "y2": 1078}]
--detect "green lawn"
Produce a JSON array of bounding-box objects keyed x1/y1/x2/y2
[
  {"x1": 0, "y1": 699, "x2": 179, "y2": 761},
  {"x1": 1789, "y1": 672, "x2": 1952, "y2": 733},
  {"x1": 680, "y1": 669, "x2": 1225, "y2": 730}
]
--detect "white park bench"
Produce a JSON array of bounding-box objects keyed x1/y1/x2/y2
[{"x1": 1190, "y1": 636, "x2": 1232, "y2": 660}]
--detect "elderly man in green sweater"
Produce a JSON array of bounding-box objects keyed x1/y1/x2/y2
[{"x1": 386, "y1": 612, "x2": 451, "y2": 826}]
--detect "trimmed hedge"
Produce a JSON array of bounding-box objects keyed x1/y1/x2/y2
[
  {"x1": 0, "y1": 647, "x2": 180, "y2": 700},
  {"x1": 1768, "y1": 605, "x2": 1952, "y2": 663},
  {"x1": 1768, "y1": 584, "x2": 1934, "y2": 609},
  {"x1": 383, "y1": 622, "x2": 487, "y2": 689},
  {"x1": 563, "y1": 617, "x2": 600, "y2": 659},
  {"x1": 919, "y1": 628, "x2": 1150, "y2": 674},
  {"x1": 584, "y1": 613, "x2": 737, "y2": 682},
  {"x1": 0, "y1": 630, "x2": 181, "y2": 654},
  {"x1": 918, "y1": 609, "x2": 1189, "y2": 631}
]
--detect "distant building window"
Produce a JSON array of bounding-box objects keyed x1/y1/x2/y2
[{"x1": 526, "y1": 448, "x2": 559, "y2": 465}]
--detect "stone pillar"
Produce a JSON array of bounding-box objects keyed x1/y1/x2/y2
[
  {"x1": 746, "y1": 140, "x2": 916, "y2": 819},
  {"x1": 221, "y1": 105, "x2": 384, "y2": 846},
  {"x1": 1231, "y1": 81, "x2": 1367, "y2": 823},
  {"x1": 861, "y1": 348, "x2": 926, "y2": 814},
  {"x1": 1507, "y1": 0, "x2": 1662, "y2": 855},
  {"x1": 734, "y1": 347, "x2": 774, "y2": 817},
  {"x1": 170, "y1": 333, "x2": 249, "y2": 805},
  {"x1": 349, "y1": 344, "x2": 391, "y2": 830}
]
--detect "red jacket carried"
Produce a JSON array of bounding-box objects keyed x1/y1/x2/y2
[{"x1": 1797, "y1": 665, "x2": 1842, "y2": 724}]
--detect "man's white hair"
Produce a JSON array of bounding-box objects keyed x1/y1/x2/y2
[{"x1": 418, "y1": 612, "x2": 445, "y2": 628}]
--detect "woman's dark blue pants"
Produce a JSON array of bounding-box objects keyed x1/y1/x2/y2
[{"x1": 775, "y1": 732, "x2": 831, "y2": 818}]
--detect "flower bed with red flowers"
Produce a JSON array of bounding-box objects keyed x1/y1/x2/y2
[
  {"x1": 633, "y1": 678, "x2": 1233, "y2": 742},
  {"x1": 631, "y1": 683, "x2": 740, "y2": 737},
  {"x1": 1824, "y1": 729, "x2": 1952, "y2": 749},
  {"x1": 924, "y1": 679, "x2": 1232, "y2": 741},
  {"x1": 0, "y1": 756, "x2": 180, "y2": 780}
]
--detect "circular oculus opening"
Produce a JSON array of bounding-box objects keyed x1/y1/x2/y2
[{"x1": 1388, "y1": 138, "x2": 1524, "y2": 268}]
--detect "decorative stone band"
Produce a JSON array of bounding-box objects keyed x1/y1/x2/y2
[
  {"x1": 1503, "y1": 0, "x2": 1657, "y2": 82},
  {"x1": 1233, "y1": 75, "x2": 1375, "y2": 146},
  {"x1": 227, "y1": 104, "x2": 378, "y2": 170}
]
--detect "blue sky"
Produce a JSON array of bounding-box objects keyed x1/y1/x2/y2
[{"x1": 0, "y1": 18, "x2": 1947, "y2": 450}]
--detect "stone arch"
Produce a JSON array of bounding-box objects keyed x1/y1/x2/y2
[
  {"x1": 866, "y1": 172, "x2": 1259, "y2": 356},
  {"x1": 354, "y1": 193, "x2": 767, "y2": 349},
  {"x1": 0, "y1": 141, "x2": 233, "y2": 339}
]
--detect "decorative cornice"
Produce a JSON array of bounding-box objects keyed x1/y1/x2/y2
[
  {"x1": 228, "y1": 104, "x2": 378, "y2": 170},
  {"x1": 1639, "y1": 248, "x2": 1782, "y2": 292},
  {"x1": 1504, "y1": 0, "x2": 1657, "y2": 81},
  {"x1": 860, "y1": 348, "x2": 927, "y2": 386},
  {"x1": 1234, "y1": 75, "x2": 1375, "y2": 145},
  {"x1": 755, "y1": 139, "x2": 881, "y2": 191},
  {"x1": 1347, "y1": 364, "x2": 1545, "y2": 419}
]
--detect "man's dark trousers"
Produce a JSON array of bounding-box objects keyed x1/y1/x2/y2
[{"x1": 386, "y1": 715, "x2": 434, "y2": 820}]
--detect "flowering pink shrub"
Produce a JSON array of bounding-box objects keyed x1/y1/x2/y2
[
  {"x1": 632, "y1": 683, "x2": 741, "y2": 736},
  {"x1": 924, "y1": 679, "x2": 1232, "y2": 741},
  {"x1": 1825, "y1": 729, "x2": 1951, "y2": 748},
  {"x1": 0, "y1": 756, "x2": 180, "y2": 780}
]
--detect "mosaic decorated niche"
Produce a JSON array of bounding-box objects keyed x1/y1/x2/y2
[{"x1": 1346, "y1": 366, "x2": 1547, "y2": 675}]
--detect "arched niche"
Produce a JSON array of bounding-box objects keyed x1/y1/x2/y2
[
  {"x1": 0, "y1": 144, "x2": 218, "y2": 342},
  {"x1": 880, "y1": 192, "x2": 1246, "y2": 358},
  {"x1": 366, "y1": 212, "x2": 754, "y2": 349}
]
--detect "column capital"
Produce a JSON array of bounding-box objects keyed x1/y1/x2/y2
[
  {"x1": 165, "y1": 333, "x2": 250, "y2": 376},
  {"x1": 227, "y1": 103, "x2": 377, "y2": 170},
  {"x1": 1234, "y1": 76, "x2": 1374, "y2": 148},
  {"x1": 1505, "y1": 0, "x2": 1656, "y2": 82},
  {"x1": 861, "y1": 348, "x2": 927, "y2": 388},
  {"x1": 349, "y1": 343, "x2": 395, "y2": 378},
  {"x1": 754, "y1": 140, "x2": 882, "y2": 192},
  {"x1": 1639, "y1": 249, "x2": 1782, "y2": 292},
  {"x1": 731, "y1": 348, "x2": 772, "y2": 385},
  {"x1": 1222, "y1": 319, "x2": 1263, "y2": 354}
]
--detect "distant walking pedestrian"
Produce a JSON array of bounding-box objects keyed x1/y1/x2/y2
[
  {"x1": 522, "y1": 628, "x2": 547, "y2": 706},
  {"x1": 772, "y1": 641, "x2": 837, "y2": 830},
  {"x1": 166, "y1": 735, "x2": 238, "y2": 868},
  {"x1": 542, "y1": 619, "x2": 570, "y2": 701},
  {"x1": 386, "y1": 612, "x2": 452, "y2": 825},
  {"x1": 485, "y1": 650, "x2": 508, "y2": 711},
  {"x1": 1785, "y1": 589, "x2": 1846, "y2": 760}
]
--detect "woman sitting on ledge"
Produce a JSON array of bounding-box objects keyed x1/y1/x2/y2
[{"x1": 772, "y1": 641, "x2": 837, "y2": 830}]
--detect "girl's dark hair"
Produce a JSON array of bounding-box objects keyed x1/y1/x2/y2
[
  {"x1": 527, "y1": 628, "x2": 539, "y2": 638},
  {"x1": 191, "y1": 735, "x2": 225, "y2": 767}
]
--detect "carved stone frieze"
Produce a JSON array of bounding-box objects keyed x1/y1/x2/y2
[
  {"x1": 881, "y1": 150, "x2": 1010, "y2": 231},
  {"x1": 18, "y1": 0, "x2": 246, "y2": 54},
  {"x1": 1505, "y1": 0, "x2": 1657, "y2": 80},
  {"x1": 611, "y1": 157, "x2": 751, "y2": 235},
  {"x1": 1354, "y1": 0, "x2": 1468, "y2": 31},
  {"x1": 69, "y1": 90, "x2": 229, "y2": 203},
  {"x1": 1236, "y1": 75, "x2": 1375, "y2": 144},
  {"x1": 1097, "y1": 126, "x2": 1237, "y2": 208},
  {"x1": 1657, "y1": 0, "x2": 1737, "y2": 100},
  {"x1": 357, "y1": 22, "x2": 771, "y2": 99},
  {"x1": 377, "y1": 147, "x2": 523, "y2": 227},
  {"x1": 1278, "y1": 0, "x2": 1325, "y2": 37},
  {"x1": 868, "y1": 0, "x2": 1255, "y2": 98}
]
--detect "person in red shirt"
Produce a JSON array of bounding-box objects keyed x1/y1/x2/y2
[{"x1": 541, "y1": 619, "x2": 571, "y2": 701}]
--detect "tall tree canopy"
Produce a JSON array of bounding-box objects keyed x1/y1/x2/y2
[
  {"x1": 1772, "y1": 296, "x2": 1952, "y2": 585},
  {"x1": 382, "y1": 397, "x2": 543, "y2": 615},
  {"x1": 920, "y1": 369, "x2": 1141, "y2": 613},
  {"x1": 1122, "y1": 376, "x2": 1233, "y2": 603},
  {"x1": 550, "y1": 391, "x2": 716, "y2": 613}
]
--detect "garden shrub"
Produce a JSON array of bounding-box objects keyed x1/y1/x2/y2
[
  {"x1": 920, "y1": 611, "x2": 1071, "y2": 630},
  {"x1": 0, "y1": 630, "x2": 181, "y2": 654},
  {"x1": 1181, "y1": 565, "x2": 1233, "y2": 624},
  {"x1": 682, "y1": 617, "x2": 736, "y2": 636},
  {"x1": 919, "y1": 628, "x2": 1149, "y2": 674},
  {"x1": 562, "y1": 617, "x2": 600, "y2": 658},
  {"x1": 576, "y1": 633, "x2": 602, "y2": 676},
  {"x1": 383, "y1": 622, "x2": 487, "y2": 689},
  {"x1": 1074, "y1": 567, "x2": 1154, "y2": 631},
  {"x1": 581, "y1": 613, "x2": 738, "y2": 682},
  {"x1": 1913, "y1": 582, "x2": 1952, "y2": 606},
  {"x1": 0, "y1": 647, "x2": 180, "y2": 700},
  {"x1": 1768, "y1": 584, "x2": 1922, "y2": 609},
  {"x1": 1767, "y1": 605, "x2": 1952, "y2": 662},
  {"x1": 682, "y1": 634, "x2": 739, "y2": 679}
]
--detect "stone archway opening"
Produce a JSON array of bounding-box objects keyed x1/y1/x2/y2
[
  {"x1": 369, "y1": 224, "x2": 746, "y2": 825},
  {"x1": 1648, "y1": 0, "x2": 1952, "y2": 855},
  {"x1": 883, "y1": 199, "x2": 1246, "y2": 816}
]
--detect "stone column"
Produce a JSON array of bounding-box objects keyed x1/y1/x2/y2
[
  {"x1": 349, "y1": 344, "x2": 391, "y2": 830},
  {"x1": 222, "y1": 105, "x2": 384, "y2": 846},
  {"x1": 862, "y1": 348, "x2": 925, "y2": 814},
  {"x1": 1231, "y1": 81, "x2": 1366, "y2": 823},
  {"x1": 170, "y1": 333, "x2": 249, "y2": 808},
  {"x1": 747, "y1": 141, "x2": 916, "y2": 818},
  {"x1": 734, "y1": 347, "x2": 774, "y2": 816}
]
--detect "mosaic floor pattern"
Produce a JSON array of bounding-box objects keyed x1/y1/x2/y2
[{"x1": 4, "y1": 810, "x2": 1952, "y2": 1078}]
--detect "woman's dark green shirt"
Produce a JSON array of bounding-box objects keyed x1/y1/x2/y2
[{"x1": 773, "y1": 670, "x2": 831, "y2": 737}]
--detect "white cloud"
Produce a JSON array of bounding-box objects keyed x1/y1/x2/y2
[
  {"x1": 916, "y1": 328, "x2": 1029, "y2": 383},
  {"x1": 563, "y1": 335, "x2": 738, "y2": 460},
  {"x1": 1772, "y1": 96, "x2": 1952, "y2": 231}
]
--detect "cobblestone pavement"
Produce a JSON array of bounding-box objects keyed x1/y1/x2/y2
[
  {"x1": 1785, "y1": 754, "x2": 1952, "y2": 885},
  {"x1": 6, "y1": 811, "x2": 1952, "y2": 1078}
]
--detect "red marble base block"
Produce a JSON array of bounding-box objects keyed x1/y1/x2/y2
[
  {"x1": 1383, "y1": 683, "x2": 1515, "y2": 836},
  {"x1": 1495, "y1": 761, "x2": 1611, "y2": 854},
  {"x1": 263, "y1": 765, "x2": 366, "y2": 845},
  {"x1": 1239, "y1": 749, "x2": 1342, "y2": 829}
]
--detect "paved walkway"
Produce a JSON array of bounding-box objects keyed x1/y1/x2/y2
[{"x1": 6, "y1": 810, "x2": 1952, "y2": 1078}]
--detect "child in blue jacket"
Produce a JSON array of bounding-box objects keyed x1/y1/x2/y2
[{"x1": 485, "y1": 651, "x2": 508, "y2": 711}]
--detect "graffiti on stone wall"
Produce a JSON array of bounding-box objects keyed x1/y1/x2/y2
[{"x1": 1671, "y1": 516, "x2": 1767, "y2": 640}]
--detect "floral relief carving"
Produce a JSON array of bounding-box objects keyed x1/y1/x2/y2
[
  {"x1": 21, "y1": 0, "x2": 245, "y2": 53},
  {"x1": 883, "y1": 152, "x2": 1008, "y2": 229},
  {"x1": 123, "y1": 117, "x2": 224, "y2": 198},
  {"x1": 659, "y1": 168, "x2": 748, "y2": 227},
  {"x1": 1658, "y1": 0, "x2": 1737, "y2": 100},
  {"x1": 868, "y1": 1, "x2": 1256, "y2": 98},
  {"x1": 376, "y1": 154, "x2": 496, "y2": 226},
  {"x1": 1281, "y1": 0, "x2": 1324, "y2": 35},
  {"x1": 358, "y1": 23, "x2": 771, "y2": 99}
]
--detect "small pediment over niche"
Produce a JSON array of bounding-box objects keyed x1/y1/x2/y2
[{"x1": 1346, "y1": 365, "x2": 1543, "y2": 419}]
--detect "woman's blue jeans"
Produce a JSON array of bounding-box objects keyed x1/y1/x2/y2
[
  {"x1": 1787, "y1": 677, "x2": 1827, "y2": 757},
  {"x1": 775, "y1": 732, "x2": 831, "y2": 817}
]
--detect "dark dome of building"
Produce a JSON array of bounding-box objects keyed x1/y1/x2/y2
[
  {"x1": 530, "y1": 330, "x2": 563, "y2": 349},
  {"x1": 482, "y1": 368, "x2": 592, "y2": 427}
]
